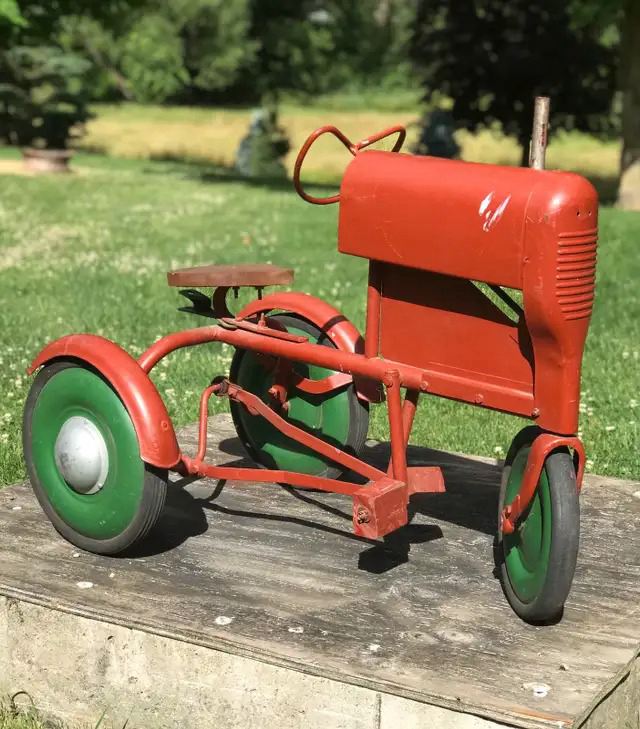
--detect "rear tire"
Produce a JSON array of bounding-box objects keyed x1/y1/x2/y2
[
  {"x1": 229, "y1": 314, "x2": 369, "y2": 479},
  {"x1": 23, "y1": 360, "x2": 167, "y2": 555},
  {"x1": 497, "y1": 426, "x2": 580, "y2": 623}
]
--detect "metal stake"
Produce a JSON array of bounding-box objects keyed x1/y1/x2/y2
[{"x1": 529, "y1": 96, "x2": 550, "y2": 170}]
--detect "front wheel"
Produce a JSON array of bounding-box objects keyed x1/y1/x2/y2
[
  {"x1": 23, "y1": 360, "x2": 167, "y2": 555},
  {"x1": 497, "y1": 426, "x2": 580, "y2": 624}
]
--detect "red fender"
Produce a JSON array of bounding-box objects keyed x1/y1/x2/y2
[
  {"x1": 27, "y1": 334, "x2": 181, "y2": 469},
  {"x1": 236, "y1": 292, "x2": 381, "y2": 402}
]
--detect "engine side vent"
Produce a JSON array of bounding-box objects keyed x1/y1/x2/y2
[{"x1": 556, "y1": 228, "x2": 598, "y2": 321}]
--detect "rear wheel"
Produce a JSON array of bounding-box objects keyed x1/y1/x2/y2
[
  {"x1": 23, "y1": 360, "x2": 167, "y2": 555},
  {"x1": 497, "y1": 426, "x2": 579, "y2": 623},
  {"x1": 229, "y1": 314, "x2": 369, "y2": 479}
]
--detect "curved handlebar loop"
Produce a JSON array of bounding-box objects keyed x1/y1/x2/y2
[
  {"x1": 293, "y1": 124, "x2": 406, "y2": 205},
  {"x1": 293, "y1": 125, "x2": 355, "y2": 205},
  {"x1": 353, "y1": 125, "x2": 406, "y2": 154}
]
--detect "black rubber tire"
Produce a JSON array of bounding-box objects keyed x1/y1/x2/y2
[
  {"x1": 496, "y1": 426, "x2": 580, "y2": 624},
  {"x1": 23, "y1": 360, "x2": 168, "y2": 556},
  {"x1": 229, "y1": 313, "x2": 369, "y2": 479}
]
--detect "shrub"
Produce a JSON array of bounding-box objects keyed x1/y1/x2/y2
[{"x1": 0, "y1": 44, "x2": 91, "y2": 149}]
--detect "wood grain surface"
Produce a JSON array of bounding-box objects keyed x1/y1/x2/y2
[{"x1": 1, "y1": 414, "x2": 638, "y2": 728}]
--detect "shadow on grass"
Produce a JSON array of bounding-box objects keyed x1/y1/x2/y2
[
  {"x1": 140, "y1": 151, "x2": 620, "y2": 204},
  {"x1": 140, "y1": 151, "x2": 341, "y2": 196},
  {"x1": 157, "y1": 157, "x2": 620, "y2": 206},
  {"x1": 79, "y1": 144, "x2": 619, "y2": 203}
]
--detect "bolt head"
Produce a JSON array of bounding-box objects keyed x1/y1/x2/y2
[{"x1": 356, "y1": 507, "x2": 370, "y2": 524}]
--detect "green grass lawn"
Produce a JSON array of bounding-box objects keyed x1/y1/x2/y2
[
  {"x1": 79, "y1": 103, "x2": 621, "y2": 199},
  {"x1": 0, "y1": 147, "x2": 638, "y2": 488}
]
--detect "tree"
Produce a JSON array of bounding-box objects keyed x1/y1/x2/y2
[
  {"x1": 60, "y1": 0, "x2": 256, "y2": 103},
  {"x1": 568, "y1": 0, "x2": 639, "y2": 208},
  {"x1": 226, "y1": 1, "x2": 417, "y2": 103},
  {"x1": 0, "y1": 0, "x2": 25, "y2": 26},
  {"x1": 411, "y1": 0, "x2": 618, "y2": 166},
  {"x1": 0, "y1": 3, "x2": 110, "y2": 152},
  {"x1": 240, "y1": 1, "x2": 338, "y2": 102},
  {"x1": 616, "y1": 0, "x2": 639, "y2": 209},
  {"x1": 0, "y1": 44, "x2": 90, "y2": 149},
  {"x1": 59, "y1": 1, "x2": 418, "y2": 105}
]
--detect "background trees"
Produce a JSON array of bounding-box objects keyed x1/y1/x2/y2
[
  {"x1": 0, "y1": 0, "x2": 638, "y2": 205},
  {"x1": 56, "y1": 1, "x2": 415, "y2": 104},
  {"x1": 617, "y1": 0, "x2": 640, "y2": 208},
  {"x1": 0, "y1": 2, "x2": 111, "y2": 150},
  {"x1": 410, "y1": 0, "x2": 618, "y2": 166}
]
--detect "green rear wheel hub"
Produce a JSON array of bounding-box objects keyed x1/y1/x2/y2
[
  {"x1": 232, "y1": 319, "x2": 352, "y2": 476},
  {"x1": 503, "y1": 447, "x2": 552, "y2": 603},
  {"x1": 29, "y1": 366, "x2": 145, "y2": 539}
]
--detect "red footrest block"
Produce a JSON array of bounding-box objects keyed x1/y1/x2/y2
[{"x1": 353, "y1": 477, "x2": 408, "y2": 539}]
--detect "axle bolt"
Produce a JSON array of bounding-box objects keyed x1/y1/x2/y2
[{"x1": 356, "y1": 507, "x2": 370, "y2": 524}]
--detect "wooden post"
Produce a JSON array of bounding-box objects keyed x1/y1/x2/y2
[{"x1": 529, "y1": 96, "x2": 550, "y2": 170}]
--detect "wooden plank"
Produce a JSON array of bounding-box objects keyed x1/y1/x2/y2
[{"x1": 0, "y1": 414, "x2": 638, "y2": 728}]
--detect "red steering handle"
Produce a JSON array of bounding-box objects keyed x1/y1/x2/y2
[{"x1": 293, "y1": 124, "x2": 406, "y2": 205}]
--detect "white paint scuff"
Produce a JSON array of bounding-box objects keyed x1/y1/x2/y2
[
  {"x1": 76, "y1": 581, "x2": 93, "y2": 590},
  {"x1": 478, "y1": 191, "x2": 512, "y2": 232},
  {"x1": 479, "y1": 191, "x2": 494, "y2": 215},
  {"x1": 214, "y1": 615, "x2": 234, "y2": 626}
]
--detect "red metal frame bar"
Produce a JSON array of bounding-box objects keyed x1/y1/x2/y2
[
  {"x1": 500, "y1": 433, "x2": 585, "y2": 534},
  {"x1": 137, "y1": 324, "x2": 535, "y2": 416},
  {"x1": 385, "y1": 370, "x2": 408, "y2": 484},
  {"x1": 178, "y1": 374, "x2": 444, "y2": 538},
  {"x1": 188, "y1": 375, "x2": 386, "y2": 484},
  {"x1": 226, "y1": 382, "x2": 386, "y2": 483},
  {"x1": 180, "y1": 377, "x2": 386, "y2": 498},
  {"x1": 180, "y1": 457, "x2": 363, "y2": 496},
  {"x1": 365, "y1": 260, "x2": 381, "y2": 359},
  {"x1": 387, "y1": 388, "x2": 419, "y2": 477},
  {"x1": 400, "y1": 388, "x2": 420, "y2": 446},
  {"x1": 195, "y1": 382, "x2": 223, "y2": 461},
  {"x1": 218, "y1": 317, "x2": 308, "y2": 343}
]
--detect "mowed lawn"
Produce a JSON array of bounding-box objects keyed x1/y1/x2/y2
[{"x1": 0, "y1": 126, "x2": 638, "y2": 488}]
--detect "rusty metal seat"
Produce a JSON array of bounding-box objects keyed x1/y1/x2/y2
[{"x1": 167, "y1": 263, "x2": 294, "y2": 289}]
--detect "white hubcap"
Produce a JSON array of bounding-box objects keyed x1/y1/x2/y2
[{"x1": 54, "y1": 416, "x2": 109, "y2": 494}]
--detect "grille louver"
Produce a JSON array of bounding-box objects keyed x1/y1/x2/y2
[{"x1": 556, "y1": 228, "x2": 598, "y2": 321}]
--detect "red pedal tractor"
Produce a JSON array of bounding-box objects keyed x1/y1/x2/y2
[{"x1": 23, "y1": 121, "x2": 597, "y2": 624}]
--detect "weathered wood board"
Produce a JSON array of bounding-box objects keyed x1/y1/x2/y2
[{"x1": 0, "y1": 414, "x2": 638, "y2": 728}]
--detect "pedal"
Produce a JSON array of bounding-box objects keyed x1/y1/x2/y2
[
  {"x1": 353, "y1": 477, "x2": 408, "y2": 539},
  {"x1": 407, "y1": 466, "x2": 445, "y2": 495}
]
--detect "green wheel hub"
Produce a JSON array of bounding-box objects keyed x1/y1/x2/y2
[
  {"x1": 231, "y1": 319, "x2": 353, "y2": 476},
  {"x1": 502, "y1": 446, "x2": 552, "y2": 603},
  {"x1": 29, "y1": 366, "x2": 145, "y2": 539}
]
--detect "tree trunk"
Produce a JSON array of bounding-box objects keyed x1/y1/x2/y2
[
  {"x1": 519, "y1": 136, "x2": 530, "y2": 168},
  {"x1": 617, "y1": 0, "x2": 640, "y2": 210}
]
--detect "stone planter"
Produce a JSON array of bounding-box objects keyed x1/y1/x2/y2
[{"x1": 22, "y1": 147, "x2": 73, "y2": 174}]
